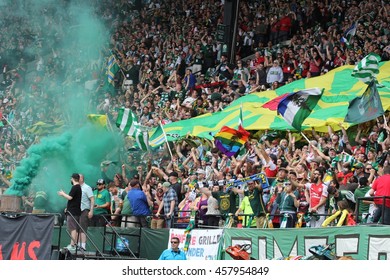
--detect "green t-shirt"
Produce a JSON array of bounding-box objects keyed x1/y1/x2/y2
[
  {"x1": 120, "y1": 191, "x2": 133, "y2": 215},
  {"x1": 212, "y1": 191, "x2": 238, "y2": 215},
  {"x1": 244, "y1": 188, "x2": 266, "y2": 216},
  {"x1": 354, "y1": 186, "x2": 371, "y2": 221},
  {"x1": 276, "y1": 191, "x2": 298, "y2": 213},
  {"x1": 93, "y1": 189, "x2": 111, "y2": 215}
]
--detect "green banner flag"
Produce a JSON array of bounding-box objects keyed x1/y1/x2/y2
[
  {"x1": 149, "y1": 62, "x2": 390, "y2": 147},
  {"x1": 344, "y1": 80, "x2": 384, "y2": 123}
]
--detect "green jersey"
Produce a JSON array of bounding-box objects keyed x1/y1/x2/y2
[
  {"x1": 93, "y1": 189, "x2": 111, "y2": 215},
  {"x1": 212, "y1": 191, "x2": 238, "y2": 215},
  {"x1": 354, "y1": 186, "x2": 371, "y2": 222},
  {"x1": 244, "y1": 188, "x2": 266, "y2": 216}
]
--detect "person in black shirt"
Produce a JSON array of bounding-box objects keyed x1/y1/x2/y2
[
  {"x1": 168, "y1": 171, "x2": 184, "y2": 202},
  {"x1": 215, "y1": 54, "x2": 233, "y2": 81},
  {"x1": 58, "y1": 173, "x2": 82, "y2": 253}
]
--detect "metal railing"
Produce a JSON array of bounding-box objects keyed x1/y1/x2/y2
[
  {"x1": 101, "y1": 214, "x2": 141, "y2": 259},
  {"x1": 64, "y1": 211, "x2": 106, "y2": 259},
  {"x1": 355, "y1": 195, "x2": 390, "y2": 225}
]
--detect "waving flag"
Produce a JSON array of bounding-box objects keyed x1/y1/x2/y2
[
  {"x1": 261, "y1": 93, "x2": 289, "y2": 111},
  {"x1": 149, "y1": 62, "x2": 390, "y2": 145},
  {"x1": 346, "y1": 53, "x2": 383, "y2": 123},
  {"x1": 341, "y1": 21, "x2": 357, "y2": 47},
  {"x1": 27, "y1": 120, "x2": 64, "y2": 136},
  {"x1": 214, "y1": 125, "x2": 250, "y2": 157},
  {"x1": 344, "y1": 80, "x2": 384, "y2": 123},
  {"x1": 352, "y1": 53, "x2": 381, "y2": 84},
  {"x1": 104, "y1": 54, "x2": 120, "y2": 92},
  {"x1": 277, "y1": 88, "x2": 324, "y2": 131},
  {"x1": 214, "y1": 104, "x2": 249, "y2": 157},
  {"x1": 116, "y1": 108, "x2": 148, "y2": 151},
  {"x1": 87, "y1": 114, "x2": 107, "y2": 127}
]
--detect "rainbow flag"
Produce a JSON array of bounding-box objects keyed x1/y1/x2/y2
[{"x1": 214, "y1": 125, "x2": 250, "y2": 157}]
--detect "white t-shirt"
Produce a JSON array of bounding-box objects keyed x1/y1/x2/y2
[{"x1": 81, "y1": 183, "x2": 94, "y2": 211}]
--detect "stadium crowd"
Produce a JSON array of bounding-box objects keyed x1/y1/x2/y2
[{"x1": 0, "y1": 0, "x2": 390, "y2": 229}]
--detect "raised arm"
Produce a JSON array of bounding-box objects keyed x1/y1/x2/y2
[
  {"x1": 0, "y1": 173, "x2": 11, "y2": 187},
  {"x1": 354, "y1": 124, "x2": 363, "y2": 145},
  {"x1": 152, "y1": 166, "x2": 168, "y2": 182},
  {"x1": 338, "y1": 122, "x2": 351, "y2": 150},
  {"x1": 311, "y1": 143, "x2": 331, "y2": 162},
  {"x1": 121, "y1": 164, "x2": 129, "y2": 186},
  {"x1": 311, "y1": 127, "x2": 320, "y2": 141},
  {"x1": 328, "y1": 125, "x2": 335, "y2": 138}
]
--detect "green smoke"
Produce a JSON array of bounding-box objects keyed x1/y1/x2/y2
[
  {"x1": 3, "y1": 0, "x2": 124, "y2": 212},
  {"x1": 6, "y1": 132, "x2": 73, "y2": 196},
  {"x1": 6, "y1": 126, "x2": 123, "y2": 211}
]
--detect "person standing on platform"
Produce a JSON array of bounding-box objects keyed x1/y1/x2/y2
[
  {"x1": 57, "y1": 173, "x2": 82, "y2": 253},
  {"x1": 90, "y1": 179, "x2": 111, "y2": 227},
  {"x1": 78, "y1": 174, "x2": 94, "y2": 251},
  {"x1": 127, "y1": 179, "x2": 152, "y2": 228}
]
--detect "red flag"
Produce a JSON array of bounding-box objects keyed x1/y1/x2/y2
[{"x1": 261, "y1": 93, "x2": 289, "y2": 111}]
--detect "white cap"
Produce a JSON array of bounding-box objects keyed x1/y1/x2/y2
[{"x1": 196, "y1": 169, "x2": 206, "y2": 175}]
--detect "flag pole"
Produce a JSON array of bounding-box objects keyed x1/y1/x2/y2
[
  {"x1": 159, "y1": 121, "x2": 174, "y2": 160},
  {"x1": 1, "y1": 116, "x2": 21, "y2": 137},
  {"x1": 300, "y1": 131, "x2": 312, "y2": 145},
  {"x1": 383, "y1": 114, "x2": 388, "y2": 127},
  {"x1": 105, "y1": 113, "x2": 114, "y2": 132}
]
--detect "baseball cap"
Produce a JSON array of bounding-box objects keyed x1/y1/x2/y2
[
  {"x1": 162, "y1": 182, "x2": 171, "y2": 188},
  {"x1": 354, "y1": 162, "x2": 364, "y2": 169},
  {"x1": 168, "y1": 171, "x2": 178, "y2": 177},
  {"x1": 97, "y1": 178, "x2": 105, "y2": 184}
]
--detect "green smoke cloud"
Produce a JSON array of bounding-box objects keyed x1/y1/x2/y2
[{"x1": 4, "y1": 0, "x2": 124, "y2": 212}]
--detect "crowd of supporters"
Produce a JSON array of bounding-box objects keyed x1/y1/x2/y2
[{"x1": 0, "y1": 0, "x2": 390, "y2": 228}]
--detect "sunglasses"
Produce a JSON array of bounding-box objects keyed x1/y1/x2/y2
[
  {"x1": 171, "y1": 241, "x2": 179, "y2": 244},
  {"x1": 97, "y1": 183, "x2": 104, "y2": 185}
]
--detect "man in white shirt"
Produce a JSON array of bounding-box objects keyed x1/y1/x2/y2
[{"x1": 78, "y1": 174, "x2": 94, "y2": 251}]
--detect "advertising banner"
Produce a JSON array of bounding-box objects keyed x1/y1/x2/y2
[
  {"x1": 169, "y1": 229, "x2": 223, "y2": 260},
  {"x1": 222, "y1": 226, "x2": 390, "y2": 260},
  {"x1": 0, "y1": 215, "x2": 54, "y2": 260}
]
